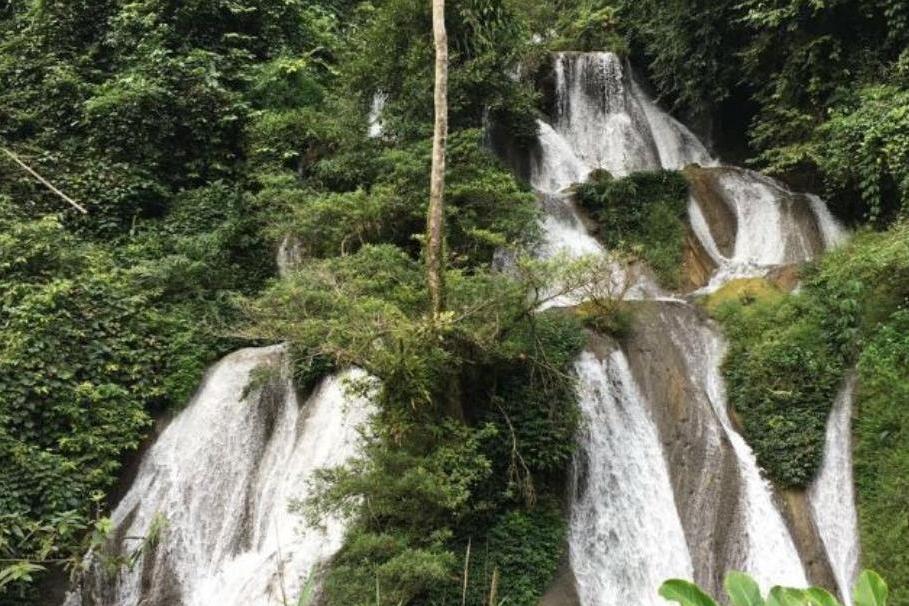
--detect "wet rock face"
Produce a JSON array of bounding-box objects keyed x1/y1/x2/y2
[
  {"x1": 684, "y1": 165, "x2": 834, "y2": 270},
  {"x1": 776, "y1": 489, "x2": 840, "y2": 596},
  {"x1": 539, "y1": 551, "x2": 582, "y2": 606},
  {"x1": 621, "y1": 301, "x2": 747, "y2": 598},
  {"x1": 685, "y1": 166, "x2": 739, "y2": 258},
  {"x1": 681, "y1": 227, "x2": 718, "y2": 292},
  {"x1": 765, "y1": 264, "x2": 801, "y2": 292},
  {"x1": 779, "y1": 191, "x2": 826, "y2": 260}
]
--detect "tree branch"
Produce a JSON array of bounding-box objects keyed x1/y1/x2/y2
[{"x1": 1, "y1": 147, "x2": 88, "y2": 214}]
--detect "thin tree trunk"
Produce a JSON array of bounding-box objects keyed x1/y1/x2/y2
[{"x1": 426, "y1": 0, "x2": 448, "y2": 316}]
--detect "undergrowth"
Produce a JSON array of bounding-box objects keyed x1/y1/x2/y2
[{"x1": 575, "y1": 169, "x2": 689, "y2": 289}]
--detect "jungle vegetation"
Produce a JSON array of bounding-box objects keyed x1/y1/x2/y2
[{"x1": 0, "y1": 0, "x2": 907, "y2": 604}]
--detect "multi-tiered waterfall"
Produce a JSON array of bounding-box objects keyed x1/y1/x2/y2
[
  {"x1": 64, "y1": 50, "x2": 858, "y2": 606},
  {"x1": 529, "y1": 52, "x2": 858, "y2": 604}
]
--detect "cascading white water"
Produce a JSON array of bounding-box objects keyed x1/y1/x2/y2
[
  {"x1": 553, "y1": 52, "x2": 660, "y2": 175},
  {"x1": 698, "y1": 327, "x2": 809, "y2": 589},
  {"x1": 277, "y1": 235, "x2": 304, "y2": 277},
  {"x1": 65, "y1": 347, "x2": 372, "y2": 606},
  {"x1": 69, "y1": 48, "x2": 858, "y2": 606},
  {"x1": 532, "y1": 120, "x2": 590, "y2": 194},
  {"x1": 688, "y1": 169, "x2": 847, "y2": 292},
  {"x1": 367, "y1": 92, "x2": 387, "y2": 139},
  {"x1": 528, "y1": 50, "x2": 857, "y2": 603},
  {"x1": 809, "y1": 376, "x2": 860, "y2": 603},
  {"x1": 571, "y1": 351, "x2": 693, "y2": 605},
  {"x1": 808, "y1": 194, "x2": 849, "y2": 250},
  {"x1": 540, "y1": 51, "x2": 711, "y2": 190},
  {"x1": 629, "y1": 76, "x2": 713, "y2": 171}
]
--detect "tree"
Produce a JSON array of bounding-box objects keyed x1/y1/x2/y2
[{"x1": 426, "y1": 0, "x2": 448, "y2": 316}]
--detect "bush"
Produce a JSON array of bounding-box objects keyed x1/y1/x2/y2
[
  {"x1": 244, "y1": 247, "x2": 591, "y2": 605},
  {"x1": 855, "y1": 309, "x2": 909, "y2": 605},
  {"x1": 576, "y1": 169, "x2": 690, "y2": 288},
  {"x1": 710, "y1": 223, "x2": 909, "y2": 493}
]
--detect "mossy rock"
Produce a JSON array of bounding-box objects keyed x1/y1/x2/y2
[{"x1": 699, "y1": 277, "x2": 784, "y2": 315}]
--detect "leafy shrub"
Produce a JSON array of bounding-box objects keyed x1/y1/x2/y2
[
  {"x1": 855, "y1": 309, "x2": 909, "y2": 605},
  {"x1": 269, "y1": 129, "x2": 539, "y2": 267},
  {"x1": 244, "y1": 246, "x2": 591, "y2": 605},
  {"x1": 715, "y1": 293, "x2": 845, "y2": 486},
  {"x1": 576, "y1": 169, "x2": 690, "y2": 288},
  {"x1": 711, "y1": 223, "x2": 909, "y2": 495},
  {"x1": 816, "y1": 85, "x2": 909, "y2": 224},
  {"x1": 660, "y1": 569, "x2": 889, "y2": 606}
]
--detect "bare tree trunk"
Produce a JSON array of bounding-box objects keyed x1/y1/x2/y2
[{"x1": 426, "y1": 0, "x2": 448, "y2": 316}]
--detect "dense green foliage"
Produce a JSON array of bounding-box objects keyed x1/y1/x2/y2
[
  {"x1": 0, "y1": 0, "x2": 337, "y2": 598},
  {"x1": 233, "y1": 0, "x2": 596, "y2": 603},
  {"x1": 710, "y1": 223, "x2": 909, "y2": 603},
  {"x1": 618, "y1": 0, "x2": 909, "y2": 224},
  {"x1": 576, "y1": 169, "x2": 690, "y2": 288},
  {"x1": 661, "y1": 569, "x2": 890, "y2": 606},
  {"x1": 713, "y1": 283, "x2": 847, "y2": 486},
  {"x1": 245, "y1": 249, "x2": 588, "y2": 604},
  {"x1": 712, "y1": 224, "x2": 909, "y2": 486},
  {"x1": 2, "y1": 0, "x2": 909, "y2": 603}
]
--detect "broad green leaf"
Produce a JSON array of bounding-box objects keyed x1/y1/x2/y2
[
  {"x1": 725, "y1": 571, "x2": 764, "y2": 606},
  {"x1": 854, "y1": 570, "x2": 888, "y2": 606},
  {"x1": 802, "y1": 587, "x2": 842, "y2": 606},
  {"x1": 0, "y1": 562, "x2": 45, "y2": 591},
  {"x1": 766, "y1": 587, "x2": 808, "y2": 606},
  {"x1": 659, "y1": 579, "x2": 719, "y2": 606}
]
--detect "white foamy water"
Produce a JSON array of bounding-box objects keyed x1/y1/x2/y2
[
  {"x1": 65, "y1": 347, "x2": 372, "y2": 606},
  {"x1": 630, "y1": 76, "x2": 713, "y2": 171},
  {"x1": 367, "y1": 92, "x2": 387, "y2": 138},
  {"x1": 530, "y1": 51, "x2": 715, "y2": 303},
  {"x1": 808, "y1": 194, "x2": 849, "y2": 250},
  {"x1": 689, "y1": 169, "x2": 847, "y2": 292},
  {"x1": 533, "y1": 51, "x2": 855, "y2": 602},
  {"x1": 531, "y1": 120, "x2": 590, "y2": 194},
  {"x1": 700, "y1": 331, "x2": 809, "y2": 590},
  {"x1": 809, "y1": 376, "x2": 860, "y2": 603},
  {"x1": 553, "y1": 52, "x2": 660, "y2": 176},
  {"x1": 571, "y1": 351, "x2": 693, "y2": 605}
]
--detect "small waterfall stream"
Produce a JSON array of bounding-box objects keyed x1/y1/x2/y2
[
  {"x1": 809, "y1": 376, "x2": 861, "y2": 603},
  {"x1": 571, "y1": 351, "x2": 694, "y2": 606},
  {"x1": 65, "y1": 347, "x2": 372, "y2": 606},
  {"x1": 686, "y1": 167, "x2": 846, "y2": 292},
  {"x1": 529, "y1": 51, "x2": 857, "y2": 603}
]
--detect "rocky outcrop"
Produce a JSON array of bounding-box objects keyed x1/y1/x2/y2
[
  {"x1": 621, "y1": 301, "x2": 747, "y2": 598},
  {"x1": 684, "y1": 166, "x2": 738, "y2": 258},
  {"x1": 766, "y1": 264, "x2": 802, "y2": 292},
  {"x1": 539, "y1": 549, "x2": 582, "y2": 606},
  {"x1": 776, "y1": 489, "x2": 841, "y2": 597},
  {"x1": 779, "y1": 192, "x2": 826, "y2": 260},
  {"x1": 681, "y1": 226, "x2": 718, "y2": 292}
]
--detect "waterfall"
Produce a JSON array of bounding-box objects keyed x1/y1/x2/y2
[
  {"x1": 687, "y1": 168, "x2": 847, "y2": 292},
  {"x1": 67, "y1": 49, "x2": 859, "y2": 606},
  {"x1": 699, "y1": 328, "x2": 808, "y2": 589},
  {"x1": 526, "y1": 51, "x2": 856, "y2": 602},
  {"x1": 532, "y1": 120, "x2": 590, "y2": 194},
  {"x1": 571, "y1": 351, "x2": 693, "y2": 605},
  {"x1": 65, "y1": 347, "x2": 372, "y2": 606},
  {"x1": 367, "y1": 92, "x2": 387, "y2": 138},
  {"x1": 809, "y1": 376, "x2": 860, "y2": 602}
]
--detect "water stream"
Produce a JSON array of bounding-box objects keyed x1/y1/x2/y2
[
  {"x1": 64, "y1": 347, "x2": 372, "y2": 606},
  {"x1": 530, "y1": 51, "x2": 856, "y2": 603}
]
